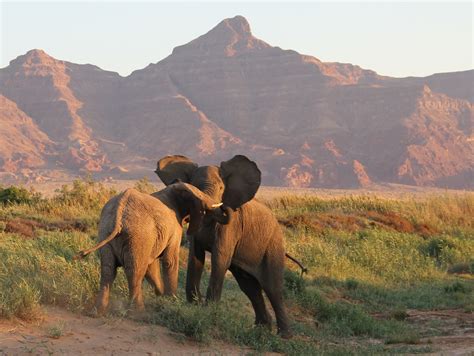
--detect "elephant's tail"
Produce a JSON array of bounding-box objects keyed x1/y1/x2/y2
[
  {"x1": 285, "y1": 253, "x2": 308, "y2": 276},
  {"x1": 74, "y1": 189, "x2": 133, "y2": 260}
]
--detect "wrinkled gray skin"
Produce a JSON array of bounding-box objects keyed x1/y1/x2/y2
[
  {"x1": 155, "y1": 155, "x2": 291, "y2": 338},
  {"x1": 75, "y1": 183, "x2": 222, "y2": 314}
]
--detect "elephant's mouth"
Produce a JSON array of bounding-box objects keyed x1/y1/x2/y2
[{"x1": 207, "y1": 205, "x2": 233, "y2": 225}]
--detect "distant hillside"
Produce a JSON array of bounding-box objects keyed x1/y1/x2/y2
[{"x1": 1, "y1": 16, "x2": 472, "y2": 188}]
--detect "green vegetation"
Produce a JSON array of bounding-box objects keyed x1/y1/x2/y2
[
  {"x1": 133, "y1": 176, "x2": 157, "y2": 194},
  {"x1": 0, "y1": 185, "x2": 40, "y2": 205},
  {"x1": 0, "y1": 178, "x2": 473, "y2": 354},
  {"x1": 47, "y1": 322, "x2": 65, "y2": 339}
]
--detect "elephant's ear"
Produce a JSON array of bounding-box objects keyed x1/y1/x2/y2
[
  {"x1": 155, "y1": 155, "x2": 198, "y2": 186},
  {"x1": 220, "y1": 155, "x2": 261, "y2": 210},
  {"x1": 173, "y1": 183, "x2": 220, "y2": 235}
]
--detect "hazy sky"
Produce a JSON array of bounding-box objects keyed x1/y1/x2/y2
[{"x1": 1, "y1": 1, "x2": 472, "y2": 77}]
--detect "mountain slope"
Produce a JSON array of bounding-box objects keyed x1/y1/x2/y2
[
  {"x1": 0, "y1": 95, "x2": 53, "y2": 174},
  {"x1": 0, "y1": 16, "x2": 472, "y2": 188},
  {"x1": 0, "y1": 49, "x2": 109, "y2": 172}
]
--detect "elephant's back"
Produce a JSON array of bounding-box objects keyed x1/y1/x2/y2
[
  {"x1": 98, "y1": 189, "x2": 177, "y2": 242},
  {"x1": 122, "y1": 189, "x2": 178, "y2": 231}
]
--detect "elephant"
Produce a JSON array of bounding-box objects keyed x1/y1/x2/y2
[
  {"x1": 155, "y1": 154, "x2": 293, "y2": 338},
  {"x1": 75, "y1": 182, "x2": 224, "y2": 314}
]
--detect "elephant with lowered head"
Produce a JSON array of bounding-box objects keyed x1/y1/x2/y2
[
  {"x1": 75, "y1": 182, "x2": 224, "y2": 313},
  {"x1": 155, "y1": 154, "x2": 293, "y2": 338}
]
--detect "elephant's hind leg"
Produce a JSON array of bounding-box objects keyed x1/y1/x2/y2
[
  {"x1": 229, "y1": 265, "x2": 272, "y2": 328},
  {"x1": 161, "y1": 237, "x2": 181, "y2": 296},
  {"x1": 95, "y1": 245, "x2": 118, "y2": 315},
  {"x1": 261, "y1": 270, "x2": 291, "y2": 338},
  {"x1": 124, "y1": 256, "x2": 147, "y2": 311},
  {"x1": 146, "y1": 259, "x2": 164, "y2": 296}
]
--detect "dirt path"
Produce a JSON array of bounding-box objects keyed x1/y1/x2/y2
[
  {"x1": 0, "y1": 307, "x2": 247, "y2": 355},
  {"x1": 408, "y1": 309, "x2": 474, "y2": 356},
  {"x1": 2, "y1": 307, "x2": 473, "y2": 355}
]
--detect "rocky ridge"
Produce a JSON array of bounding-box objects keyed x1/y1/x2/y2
[{"x1": 0, "y1": 16, "x2": 472, "y2": 188}]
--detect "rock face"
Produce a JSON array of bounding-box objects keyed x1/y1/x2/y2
[
  {"x1": 0, "y1": 16, "x2": 473, "y2": 187},
  {"x1": 0, "y1": 95, "x2": 53, "y2": 173},
  {"x1": 0, "y1": 49, "x2": 112, "y2": 172}
]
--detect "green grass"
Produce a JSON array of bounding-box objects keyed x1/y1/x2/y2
[{"x1": 0, "y1": 180, "x2": 473, "y2": 354}]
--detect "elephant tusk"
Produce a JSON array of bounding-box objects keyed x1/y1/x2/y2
[{"x1": 211, "y1": 202, "x2": 223, "y2": 208}]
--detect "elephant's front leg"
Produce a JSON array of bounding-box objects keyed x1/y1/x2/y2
[
  {"x1": 206, "y1": 226, "x2": 236, "y2": 302},
  {"x1": 186, "y1": 238, "x2": 206, "y2": 303}
]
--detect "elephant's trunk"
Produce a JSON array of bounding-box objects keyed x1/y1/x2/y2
[{"x1": 208, "y1": 205, "x2": 233, "y2": 225}]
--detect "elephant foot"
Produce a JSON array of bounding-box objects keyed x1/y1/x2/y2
[
  {"x1": 186, "y1": 289, "x2": 203, "y2": 304},
  {"x1": 129, "y1": 310, "x2": 146, "y2": 320},
  {"x1": 278, "y1": 328, "x2": 293, "y2": 339},
  {"x1": 87, "y1": 305, "x2": 106, "y2": 318},
  {"x1": 255, "y1": 321, "x2": 272, "y2": 332},
  {"x1": 186, "y1": 295, "x2": 202, "y2": 304},
  {"x1": 255, "y1": 312, "x2": 272, "y2": 328}
]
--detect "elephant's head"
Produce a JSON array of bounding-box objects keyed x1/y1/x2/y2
[
  {"x1": 169, "y1": 182, "x2": 228, "y2": 234},
  {"x1": 155, "y1": 155, "x2": 261, "y2": 224}
]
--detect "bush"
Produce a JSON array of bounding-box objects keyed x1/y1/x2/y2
[
  {"x1": 284, "y1": 270, "x2": 306, "y2": 295},
  {"x1": 345, "y1": 278, "x2": 359, "y2": 290},
  {"x1": 54, "y1": 176, "x2": 116, "y2": 209},
  {"x1": 448, "y1": 261, "x2": 474, "y2": 274},
  {"x1": 134, "y1": 176, "x2": 157, "y2": 194},
  {"x1": 0, "y1": 278, "x2": 41, "y2": 320},
  {"x1": 0, "y1": 186, "x2": 35, "y2": 205},
  {"x1": 390, "y1": 308, "x2": 409, "y2": 321},
  {"x1": 444, "y1": 282, "x2": 469, "y2": 293},
  {"x1": 423, "y1": 238, "x2": 455, "y2": 259}
]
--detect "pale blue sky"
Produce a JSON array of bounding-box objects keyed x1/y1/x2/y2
[{"x1": 1, "y1": 1, "x2": 472, "y2": 77}]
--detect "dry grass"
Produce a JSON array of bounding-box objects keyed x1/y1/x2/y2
[{"x1": 0, "y1": 179, "x2": 473, "y2": 355}]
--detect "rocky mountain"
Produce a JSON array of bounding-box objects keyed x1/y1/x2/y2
[
  {"x1": 0, "y1": 16, "x2": 473, "y2": 188},
  {"x1": 0, "y1": 95, "x2": 53, "y2": 177}
]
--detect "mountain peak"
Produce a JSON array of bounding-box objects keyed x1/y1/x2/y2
[
  {"x1": 171, "y1": 15, "x2": 269, "y2": 57},
  {"x1": 9, "y1": 48, "x2": 59, "y2": 69},
  {"x1": 25, "y1": 48, "x2": 49, "y2": 58},
  {"x1": 217, "y1": 15, "x2": 252, "y2": 37}
]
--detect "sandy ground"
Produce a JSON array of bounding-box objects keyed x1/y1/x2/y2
[
  {"x1": 409, "y1": 309, "x2": 474, "y2": 356},
  {"x1": 0, "y1": 307, "x2": 473, "y2": 355},
  {"x1": 1, "y1": 307, "x2": 473, "y2": 355},
  {"x1": 0, "y1": 307, "x2": 248, "y2": 355}
]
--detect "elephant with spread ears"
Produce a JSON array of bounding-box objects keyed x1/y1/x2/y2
[
  {"x1": 155, "y1": 154, "x2": 296, "y2": 338},
  {"x1": 74, "y1": 182, "x2": 225, "y2": 314}
]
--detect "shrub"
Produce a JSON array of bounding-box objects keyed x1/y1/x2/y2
[
  {"x1": 284, "y1": 270, "x2": 306, "y2": 295},
  {"x1": 0, "y1": 186, "x2": 34, "y2": 205},
  {"x1": 423, "y1": 238, "x2": 455, "y2": 259},
  {"x1": 53, "y1": 176, "x2": 116, "y2": 209},
  {"x1": 448, "y1": 261, "x2": 474, "y2": 274},
  {"x1": 444, "y1": 282, "x2": 468, "y2": 293},
  {"x1": 0, "y1": 278, "x2": 41, "y2": 320},
  {"x1": 345, "y1": 278, "x2": 359, "y2": 290},
  {"x1": 134, "y1": 176, "x2": 157, "y2": 194},
  {"x1": 390, "y1": 308, "x2": 409, "y2": 321}
]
